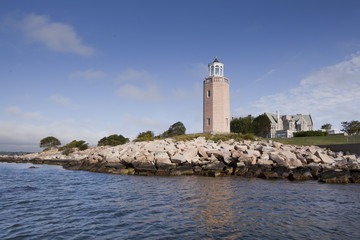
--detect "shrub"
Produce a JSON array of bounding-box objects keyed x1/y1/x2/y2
[
  {"x1": 59, "y1": 140, "x2": 88, "y2": 152},
  {"x1": 98, "y1": 134, "x2": 129, "y2": 146},
  {"x1": 62, "y1": 148, "x2": 74, "y2": 156},
  {"x1": 134, "y1": 131, "x2": 155, "y2": 142},
  {"x1": 243, "y1": 133, "x2": 256, "y2": 140},
  {"x1": 294, "y1": 131, "x2": 328, "y2": 137}
]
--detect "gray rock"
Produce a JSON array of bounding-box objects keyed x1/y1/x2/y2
[
  {"x1": 245, "y1": 150, "x2": 261, "y2": 157},
  {"x1": 269, "y1": 152, "x2": 290, "y2": 168},
  {"x1": 170, "y1": 153, "x2": 186, "y2": 164},
  {"x1": 257, "y1": 158, "x2": 274, "y2": 165},
  {"x1": 315, "y1": 151, "x2": 335, "y2": 164},
  {"x1": 203, "y1": 161, "x2": 226, "y2": 171},
  {"x1": 238, "y1": 153, "x2": 256, "y2": 164},
  {"x1": 198, "y1": 148, "x2": 208, "y2": 158}
]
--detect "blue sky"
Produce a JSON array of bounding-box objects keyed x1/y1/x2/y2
[{"x1": 1, "y1": 0, "x2": 360, "y2": 151}]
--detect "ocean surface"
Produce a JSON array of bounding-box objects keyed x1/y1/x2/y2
[{"x1": 1, "y1": 162, "x2": 360, "y2": 240}]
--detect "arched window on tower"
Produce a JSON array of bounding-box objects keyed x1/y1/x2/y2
[
  {"x1": 220, "y1": 66, "x2": 223, "y2": 76},
  {"x1": 210, "y1": 66, "x2": 214, "y2": 76},
  {"x1": 215, "y1": 65, "x2": 219, "y2": 75}
]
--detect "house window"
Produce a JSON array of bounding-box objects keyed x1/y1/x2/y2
[
  {"x1": 207, "y1": 90, "x2": 211, "y2": 98},
  {"x1": 207, "y1": 118, "x2": 211, "y2": 126}
]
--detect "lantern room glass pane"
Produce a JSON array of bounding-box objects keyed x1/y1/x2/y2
[
  {"x1": 210, "y1": 66, "x2": 214, "y2": 76},
  {"x1": 215, "y1": 66, "x2": 219, "y2": 75}
]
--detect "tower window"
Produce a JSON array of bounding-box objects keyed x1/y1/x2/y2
[
  {"x1": 207, "y1": 90, "x2": 211, "y2": 98},
  {"x1": 207, "y1": 118, "x2": 211, "y2": 126},
  {"x1": 220, "y1": 66, "x2": 223, "y2": 76},
  {"x1": 210, "y1": 66, "x2": 214, "y2": 76},
  {"x1": 215, "y1": 65, "x2": 219, "y2": 75},
  {"x1": 226, "y1": 118, "x2": 228, "y2": 126}
]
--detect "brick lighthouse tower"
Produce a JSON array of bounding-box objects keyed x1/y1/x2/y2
[{"x1": 203, "y1": 57, "x2": 230, "y2": 133}]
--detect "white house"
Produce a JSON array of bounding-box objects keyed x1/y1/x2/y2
[{"x1": 265, "y1": 111, "x2": 313, "y2": 138}]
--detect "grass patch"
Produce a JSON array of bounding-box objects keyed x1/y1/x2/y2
[{"x1": 272, "y1": 135, "x2": 359, "y2": 146}]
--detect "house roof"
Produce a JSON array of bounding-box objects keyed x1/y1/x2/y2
[
  {"x1": 265, "y1": 113, "x2": 313, "y2": 125},
  {"x1": 265, "y1": 113, "x2": 278, "y2": 124}
]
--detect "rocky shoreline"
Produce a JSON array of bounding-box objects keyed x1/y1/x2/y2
[{"x1": 1, "y1": 137, "x2": 360, "y2": 184}]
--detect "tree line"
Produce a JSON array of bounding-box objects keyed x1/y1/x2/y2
[
  {"x1": 39, "y1": 119, "x2": 360, "y2": 153},
  {"x1": 39, "y1": 121, "x2": 186, "y2": 152},
  {"x1": 230, "y1": 114, "x2": 271, "y2": 137}
]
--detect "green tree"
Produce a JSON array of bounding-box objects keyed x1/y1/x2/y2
[
  {"x1": 253, "y1": 114, "x2": 271, "y2": 137},
  {"x1": 321, "y1": 123, "x2": 332, "y2": 130},
  {"x1": 341, "y1": 121, "x2": 360, "y2": 135},
  {"x1": 40, "y1": 136, "x2": 61, "y2": 150},
  {"x1": 230, "y1": 115, "x2": 254, "y2": 134},
  {"x1": 134, "y1": 131, "x2": 155, "y2": 142},
  {"x1": 59, "y1": 140, "x2": 88, "y2": 152},
  {"x1": 162, "y1": 121, "x2": 186, "y2": 138},
  {"x1": 98, "y1": 134, "x2": 129, "y2": 146}
]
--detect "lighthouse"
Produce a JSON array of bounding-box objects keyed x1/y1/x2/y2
[{"x1": 203, "y1": 57, "x2": 230, "y2": 133}]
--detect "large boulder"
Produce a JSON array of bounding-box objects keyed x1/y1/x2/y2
[
  {"x1": 203, "y1": 161, "x2": 226, "y2": 171},
  {"x1": 350, "y1": 169, "x2": 360, "y2": 183},
  {"x1": 238, "y1": 153, "x2": 256, "y2": 165},
  {"x1": 206, "y1": 150, "x2": 225, "y2": 161},
  {"x1": 198, "y1": 148, "x2": 208, "y2": 158},
  {"x1": 257, "y1": 158, "x2": 274, "y2": 165},
  {"x1": 260, "y1": 145, "x2": 276, "y2": 153},
  {"x1": 269, "y1": 152, "x2": 290, "y2": 168},
  {"x1": 234, "y1": 145, "x2": 247, "y2": 151},
  {"x1": 155, "y1": 151, "x2": 174, "y2": 173},
  {"x1": 288, "y1": 167, "x2": 314, "y2": 181},
  {"x1": 315, "y1": 151, "x2": 335, "y2": 164},
  {"x1": 271, "y1": 165, "x2": 291, "y2": 178},
  {"x1": 231, "y1": 149, "x2": 243, "y2": 158},
  {"x1": 170, "y1": 153, "x2": 187, "y2": 164},
  {"x1": 245, "y1": 150, "x2": 261, "y2": 157},
  {"x1": 280, "y1": 151, "x2": 303, "y2": 168},
  {"x1": 132, "y1": 161, "x2": 157, "y2": 175},
  {"x1": 318, "y1": 170, "x2": 351, "y2": 184},
  {"x1": 170, "y1": 166, "x2": 194, "y2": 176},
  {"x1": 305, "y1": 152, "x2": 322, "y2": 164}
]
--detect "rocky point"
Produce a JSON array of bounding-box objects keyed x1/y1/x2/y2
[{"x1": 1, "y1": 137, "x2": 359, "y2": 184}]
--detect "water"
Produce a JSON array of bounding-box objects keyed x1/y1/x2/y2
[{"x1": 1, "y1": 162, "x2": 360, "y2": 239}]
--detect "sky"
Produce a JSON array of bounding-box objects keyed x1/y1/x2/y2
[{"x1": 1, "y1": 0, "x2": 360, "y2": 152}]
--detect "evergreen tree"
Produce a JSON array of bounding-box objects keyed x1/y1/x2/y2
[{"x1": 40, "y1": 136, "x2": 61, "y2": 150}]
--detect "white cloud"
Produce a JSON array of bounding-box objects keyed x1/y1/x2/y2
[
  {"x1": 50, "y1": 94, "x2": 70, "y2": 105},
  {"x1": 18, "y1": 14, "x2": 94, "y2": 56},
  {"x1": 254, "y1": 69, "x2": 276, "y2": 82},
  {"x1": 116, "y1": 68, "x2": 156, "y2": 83},
  {"x1": 116, "y1": 84, "x2": 163, "y2": 102},
  {"x1": 69, "y1": 69, "x2": 107, "y2": 80},
  {"x1": 241, "y1": 52, "x2": 360, "y2": 129},
  {"x1": 5, "y1": 106, "x2": 42, "y2": 121}
]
